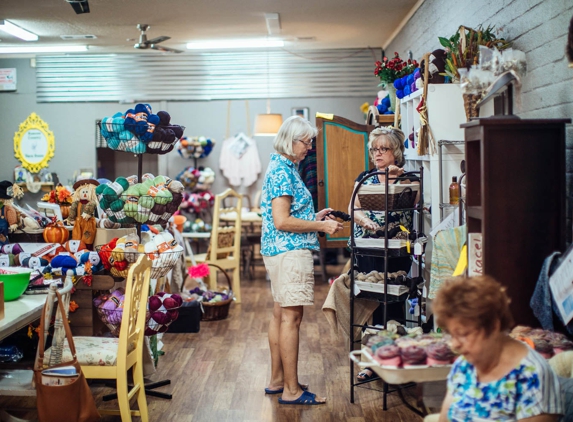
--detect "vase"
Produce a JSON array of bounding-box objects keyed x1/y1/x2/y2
[
  {"x1": 59, "y1": 204, "x2": 71, "y2": 220},
  {"x1": 385, "y1": 83, "x2": 397, "y2": 114}
]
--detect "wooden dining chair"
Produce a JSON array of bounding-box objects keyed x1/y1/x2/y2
[
  {"x1": 48, "y1": 254, "x2": 152, "y2": 422},
  {"x1": 189, "y1": 188, "x2": 243, "y2": 303}
]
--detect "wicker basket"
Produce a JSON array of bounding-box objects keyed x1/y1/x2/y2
[
  {"x1": 201, "y1": 263, "x2": 233, "y2": 321},
  {"x1": 463, "y1": 93, "x2": 482, "y2": 121},
  {"x1": 357, "y1": 184, "x2": 419, "y2": 211}
]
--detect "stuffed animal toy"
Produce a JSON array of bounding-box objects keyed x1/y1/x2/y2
[
  {"x1": 0, "y1": 181, "x2": 19, "y2": 246},
  {"x1": 68, "y1": 178, "x2": 100, "y2": 250},
  {"x1": 420, "y1": 49, "x2": 447, "y2": 84}
]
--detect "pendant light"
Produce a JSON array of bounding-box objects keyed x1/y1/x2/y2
[{"x1": 254, "y1": 46, "x2": 282, "y2": 136}]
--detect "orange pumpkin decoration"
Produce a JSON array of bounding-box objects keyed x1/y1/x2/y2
[
  {"x1": 43, "y1": 221, "x2": 70, "y2": 244},
  {"x1": 60, "y1": 204, "x2": 71, "y2": 220}
]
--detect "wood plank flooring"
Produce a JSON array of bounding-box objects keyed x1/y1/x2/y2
[{"x1": 0, "y1": 264, "x2": 426, "y2": 421}]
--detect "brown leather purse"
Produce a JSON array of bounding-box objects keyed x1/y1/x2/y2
[{"x1": 34, "y1": 291, "x2": 100, "y2": 422}]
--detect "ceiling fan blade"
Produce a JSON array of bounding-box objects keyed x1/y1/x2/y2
[
  {"x1": 151, "y1": 44, "x2": 183, "y2": 54},
  {"x1": 146, "y1": 35, "x2": 170, "y2": 45}
]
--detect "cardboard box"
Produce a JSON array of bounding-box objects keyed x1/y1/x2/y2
[
  {"x1": 94, "y1": 227, "x2": 137, "y2": 248},
  {"x1": 0, "y1": 281, "x2": 4, "y2": 321}
]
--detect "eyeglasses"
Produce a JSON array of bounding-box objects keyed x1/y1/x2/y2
[
  {"x1": 447, "y1": 328, "x2": 479, "y2": 344},
  {"x1": 296, "y1": 138, "x2": 313, "y2": 147},
  {"x1": 369, "y1": 147, "x2": 391, "y2": 155}
]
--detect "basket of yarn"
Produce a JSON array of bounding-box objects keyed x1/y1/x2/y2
[
  {"x1": 188, "y1": 263, "x2": 234, "y2": 321},
  {"x1": 177, "y1": 136, "x2": 216, "y2": 159},
  {"x1": 94, "y1": 288, "x2": 126, "y2": 337},
  {"x1": 145, "y1": 292, "x2": 183, "y2": 336},
  {"x1": 96, "y1": 175, "x2": 184, "y2": 226},
  {"x1": 99, "y1": 106, "x2": 185, "y2": 155}
]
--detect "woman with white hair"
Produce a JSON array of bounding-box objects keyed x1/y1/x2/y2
[{"x1": 261, "y1": 115, "x2": 343, "y2": 405}]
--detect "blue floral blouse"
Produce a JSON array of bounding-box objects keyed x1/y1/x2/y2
[
  {"x1": 260, "y1": 153, "x2": 319, "y2": 257},
  {"x1": 447, "y1": 348, "x2": 563, "y2": 421},
  {"x1": 349, "y1": 169, "x2": 414, "y2": 246}
]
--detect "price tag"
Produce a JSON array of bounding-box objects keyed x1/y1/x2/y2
[{"x1": 414, "y1": 242, "x2": 423, "y2": 256}]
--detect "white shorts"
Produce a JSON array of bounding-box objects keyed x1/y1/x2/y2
[{"x1": 263, "y1": 249, "x2": 315, "y2": 307}]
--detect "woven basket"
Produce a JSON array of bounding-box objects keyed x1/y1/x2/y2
[
  {"x1": 358, "y1": 184, "x2": 419, "y2": 212},
  {"x1": 201, "y1": 263, "x2": 233, "y2": 321},
  {"x1": 463, "y1": 93, "x2": 481, "y2": 121}
]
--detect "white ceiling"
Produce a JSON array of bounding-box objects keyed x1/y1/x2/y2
[{"x1": 0, "y1": 0, "x2": 422, "y2": 54}]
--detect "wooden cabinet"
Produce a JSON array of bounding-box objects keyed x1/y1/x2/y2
[
  {"x1": 315, "y1": 115, "x2": 374, "y2": 248},
  {"x1": 462, "y1": 117, "x2": 570, "y2": 326}
]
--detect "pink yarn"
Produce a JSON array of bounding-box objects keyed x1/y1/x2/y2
[{"x1": 188, "y1": 263, "x2": 209, "y2": 278}]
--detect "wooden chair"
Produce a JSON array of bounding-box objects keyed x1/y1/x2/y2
[
  {"x1": 48, "y1": 254, "x2": 152, "y2": 422},
  {"x1": 188, "y1": 188, "x2": 243, "y2": 303}
]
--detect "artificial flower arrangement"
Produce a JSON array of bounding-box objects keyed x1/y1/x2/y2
[
  {"x1": 438, "y1": 24, "x2": 511, "y2": 81},
  {"x1": 41, "y1": 183, "x2": 73, "y2": 205},
  {"x1": 374, "y1": 52, "x2": 419, "y2": 86}
]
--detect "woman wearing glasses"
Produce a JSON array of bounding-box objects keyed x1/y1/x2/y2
[
  {"x1": 430, "y1": 276, "x2": 563, "y2": 422},
  {"x1": 350, "y1": 126, "x2": 419, "y2": 381},
  {"x1": 261, "y1": 115, "x2": 343, "y2": 405}
]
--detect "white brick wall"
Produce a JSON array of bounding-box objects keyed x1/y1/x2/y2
[{"x1": 387, "y1": 0, "x2": 573, "y2": 241}]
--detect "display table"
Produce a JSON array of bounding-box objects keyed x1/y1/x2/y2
[{"x1": 0, "y1": 295, "x2": 46, "y2": 342}]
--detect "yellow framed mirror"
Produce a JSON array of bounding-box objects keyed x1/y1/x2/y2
[{"x1": 14, "y1": 112, "x2": 55, "y2": 173}]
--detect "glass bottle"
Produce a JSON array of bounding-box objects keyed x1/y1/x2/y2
[{"x1": 449, "y1": 176, "x2": 460, "y2": 205}]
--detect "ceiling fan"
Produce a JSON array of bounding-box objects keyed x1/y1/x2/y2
[{"x1": 133, "y1": 24, "x2": 183, "y2": 53}]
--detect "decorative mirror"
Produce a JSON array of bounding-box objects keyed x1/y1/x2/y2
[{"x1": 14, "y1": 112, "x2": 55, "y2": 173}]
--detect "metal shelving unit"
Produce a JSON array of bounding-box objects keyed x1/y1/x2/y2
[{"x1": 348, "y1": 167, "x2": 425, "y2": 411}]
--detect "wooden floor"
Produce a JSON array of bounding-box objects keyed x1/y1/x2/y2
[{"x1": 0, "y1": 264, "x2": 426, "y2": 421}]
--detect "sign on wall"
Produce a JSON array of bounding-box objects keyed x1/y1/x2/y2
[
  {"x1": 0, "y1": 68, "x2": 17, "y2": 91},
  {"x1": 14, "y1": 113, "x2": 55, "y2": 173}
]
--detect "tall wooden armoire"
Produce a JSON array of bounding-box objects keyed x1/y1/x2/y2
[{"x1": 315, "y1": 115, "x2": 374, "y2": 249}]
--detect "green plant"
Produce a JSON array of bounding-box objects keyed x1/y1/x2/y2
[{"x1": 438, "y1": 25, "x2": 511, "y2": 80}]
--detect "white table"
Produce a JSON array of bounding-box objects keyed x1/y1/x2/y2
[
  {"x1": 181, "y1": 232, "x2": 211, "y2": 258},
  {"x1": 0, "y1": 295, "x2": 46, "y2": 342}
]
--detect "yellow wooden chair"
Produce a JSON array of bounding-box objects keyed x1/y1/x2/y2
[
  {"x1": 189, "y1": 188, "x2": 243, "y2": 303},
  {"x1": 49, "y1": 254, "x2": 152, "y2": 422}
]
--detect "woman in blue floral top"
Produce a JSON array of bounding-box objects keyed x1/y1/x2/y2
[
  {"x1": 433, "y1": 276, "x2": 563, "y2": 421},
  {"x1": 261, "y1": 116, "x2": 343, "y2": 406}
]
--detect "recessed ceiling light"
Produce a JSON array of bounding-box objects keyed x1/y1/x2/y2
[
  {"x1": 0, "y1": 20, "x2": 38, "y2": 41},
  {"x1": 187, "y1": 39, "x2": 284, "y2": 50},
  {"x1": 0, "y1": 45, "x2": 88, "y2": 54}
]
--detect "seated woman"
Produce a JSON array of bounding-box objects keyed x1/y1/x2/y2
[
  {"x1": 432, "y1": 275, "x2": 564, "y2": 422},
  {"x1": 349, "y1": 126, "x2": 419, "y2": 381},
  {"x1": 349, "y1": 126, "x2": 419, "y2": 275}
]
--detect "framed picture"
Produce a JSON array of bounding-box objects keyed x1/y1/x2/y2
[{"x1": 292, "y1": 107, "x2": 309, "y2": 121}]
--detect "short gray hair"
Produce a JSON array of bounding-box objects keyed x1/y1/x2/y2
[
  {"x1": 368, "y1": 126, "x2": 406, "y2": 167},
  {"x1": 273, "y1": 116, "x2": 319, "y2": 156}
]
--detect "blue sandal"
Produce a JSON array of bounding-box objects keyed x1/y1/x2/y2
[
  {"x1": 278, "y1": 391, "x2": 325, "y2": 405},
  {"x1": 264, "y1": 383, "x2": 309, "y2": 395}
]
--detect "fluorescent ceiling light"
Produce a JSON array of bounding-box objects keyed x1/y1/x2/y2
[
  {"x1": 0, "y1": 45, "x2": 88, "y2": 54},
  {"x1": 0, "y1": 20, "x2": 38, "y2": 41},
  {"x1": 187, "y1": 39, "x2": 284, "y2": 50}
]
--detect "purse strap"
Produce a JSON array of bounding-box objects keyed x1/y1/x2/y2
[{"x1": 35, "y1": 290, "x2": 77, "y2": 371}]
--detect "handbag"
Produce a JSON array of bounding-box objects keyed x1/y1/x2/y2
[{"x1": 34, "y1": 291, "x2": 100, "y2": 422}]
